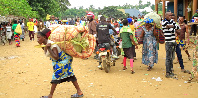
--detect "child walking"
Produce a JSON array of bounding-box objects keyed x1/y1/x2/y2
[
  {"x1": 12, "y1": 20, "x2": 20, "y2": 47},
  {"x1": 27, "y1": 18, "x2": 35, "y2": 41},
  {"x1": 137, "y1": 19, "x2": 158, "y2": 71},
  {"x1": 119, "y1": 19, "x2": 138, "y2": 74}
]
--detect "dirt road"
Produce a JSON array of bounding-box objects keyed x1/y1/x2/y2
[{"x1": 0, "y1": 34, "x2": 198, "y2": 98}]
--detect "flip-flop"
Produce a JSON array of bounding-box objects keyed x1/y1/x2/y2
[
  {"x1": 181, "y1": 70, "x2": 190, "y2": 73},
  {"x1": 188, "y1": 57, "x2": 191, "y2": 61},
  {"x1": 123, "y1": 67, "x2": 127, "y2": 70},
  {"x1": 174, "y1": 61, "x2": 178, "y2": 64},
  {"x1": 147, "y1": 67, "x2": 152, "y2": 71},
  {"x1": 71, "y1": 93, "x2": 84, "y2": 98},
  {"x1": 40, "y1": 96, "x2": 49, "y2": 98},
  {"x1": 131, "y1": 70, "x2": 135, "y2": 74}
]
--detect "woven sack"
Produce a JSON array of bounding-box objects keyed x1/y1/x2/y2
[{"x1": 49, "y1": 25, "x2": 96, "y2": 59}]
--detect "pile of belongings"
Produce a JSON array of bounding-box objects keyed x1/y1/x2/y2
[{"x1": 48, "y1": 25, "x2": 96, "y2": 59}]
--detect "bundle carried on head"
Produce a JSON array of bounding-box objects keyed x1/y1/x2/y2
[
  {"x1": 135, "y1": 11, "x2": 162, "y2": 30},
  {"x1": 144, "y1": 11, "x2": 161, "y2": 26},
  {"x1": 134, "y1": 11, "x2": 164, "y2": 44},
  {"x1": 36, "y1": 25, "x2": 96, "y2": 59}
]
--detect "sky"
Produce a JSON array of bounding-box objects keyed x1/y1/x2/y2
[{"x1": 68, "y1": 0, "x2": 156, "y2": 9}]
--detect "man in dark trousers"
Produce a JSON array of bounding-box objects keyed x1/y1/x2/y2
[
  {"x1": 162, "y1": 12, "x2": 180, "y2": 78},
  {"x1": 96, "y1": 16, "x2": 117, "y2": 69}
]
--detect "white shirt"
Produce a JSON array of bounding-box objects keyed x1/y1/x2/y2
[
  {"x1": 46, "y1": 21, "x2": 50, "y2": 28},
  {"x1": 45, "y1": 40, "x2": 61, "y2": 59},
  {"x1": 6, "y1": 26, "x2": 11, "y2": 31}
]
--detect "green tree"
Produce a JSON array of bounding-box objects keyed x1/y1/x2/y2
[
  {"x1": 0, "y1": 0, "x2": 38, "y2": 18},
  {"x1": 27, "y1": 0, "x2": 71, "y2": 18},
  {"x1": 100, "y1": 6, "x2": 127, "y2": 19}
]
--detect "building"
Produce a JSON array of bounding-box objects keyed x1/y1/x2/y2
[
  {"x1": 155, "y1": 0, "x2": 198, "y2": 21},
  {"x1": 118, "y1": 9, "x2": 143, "y2": 17}
]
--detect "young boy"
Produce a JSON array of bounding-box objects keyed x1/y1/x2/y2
[
  {"x1": 27, "y1": 18, "x2": 35, "y2": 41},
  {"x1": 119, "y1": 19, "x2": 138, "y2": 74}
]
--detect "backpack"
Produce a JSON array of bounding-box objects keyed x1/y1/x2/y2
[{"x1": 15, "y1": 24, "x2": 22, "y2": 35}]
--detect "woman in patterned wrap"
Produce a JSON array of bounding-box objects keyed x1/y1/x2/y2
[
  {"x1": 137, "y1": 19, "x2": 158, "y2": 71},
  {"x1": 37, "y1": 28, "x2": 83, "y2": 98}
]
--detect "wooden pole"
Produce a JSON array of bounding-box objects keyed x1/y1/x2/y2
[
  {"x1": 155, "y1": 0, "x2": 158, "y2": 14},
  {"x1": 185, "y1": 0, "x2": 188, "y2": 21},
  {"x1": 162, "y1": 0, "x2": 166, "y2": 19},
  {"x1": 174, "y1": 0, "x2": 178, "y2": 21},
  {"x1": 193, "y1": 0, "x2": 198, "y2": 15}
]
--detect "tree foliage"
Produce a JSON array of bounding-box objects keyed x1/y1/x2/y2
[
  {"x1": 100, "y1": 6, "x2": 128, "y2": 19},
  {"x1": 0, "y1": 0, "x2": 38, "y2": 18},
  {"x1": 27, "y1": 0, "x2": 63, "y2": 18},
  {"x1": 0, "y1": 0, "x2": 162, "y2": 20}
]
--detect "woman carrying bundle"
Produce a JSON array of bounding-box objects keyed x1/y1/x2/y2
[
  {"x1": 137, "y1": 18, "x2": 158, "y2": 71},
  {"x1": 37, "y1": 28, "x2": 83, "y2": 98}
]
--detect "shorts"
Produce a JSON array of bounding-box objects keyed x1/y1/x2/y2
[
  {"x1": 177, "y1": 40, "x2": 188, "y2": 50},
  {"x1": 123, "y1": 45, "x2": 135, "y2": 59}
]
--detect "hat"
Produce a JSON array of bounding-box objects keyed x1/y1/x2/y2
[
  {"x1": 41, "y1": 28, "x2": 51, "y2": 38},
  {"x1": 87, "y1": 12, "x2": 94, "y2": 19},
  {"x1": 127, "y1": 18, "x2": 132, "y2": 23}
]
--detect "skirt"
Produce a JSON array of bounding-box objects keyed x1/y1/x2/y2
[
  {"x1": 123, "y1": 45, "x2": 135, "y2": 59},
  {"x1": 6, "y1": 31, "x2": 12, "y2": 39},
  {"x1": 50, "y1": 51, "x2": 77, "y2": 84}
]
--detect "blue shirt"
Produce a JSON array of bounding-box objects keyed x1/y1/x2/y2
[{"x1": 109, "y1": 23, "x2": 114, "y2": 35}]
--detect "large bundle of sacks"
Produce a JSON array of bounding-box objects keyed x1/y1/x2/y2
[
  {"x1": 135, "y1": 11, "x2": 164, "y2": 44},
  {"x1": 49, "y1": 25, "x2": 96, "y2": 59},
  {"x1": 144, "y1": 11, "x2": 161, "y2": 26}
]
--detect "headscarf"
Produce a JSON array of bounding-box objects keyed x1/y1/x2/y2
[
  {"x1": 41, "y1": 28, "x2": 51, "y2": 38},
  {"x1": 144, "y1": 17, "x2": 153, "y2": 24}
]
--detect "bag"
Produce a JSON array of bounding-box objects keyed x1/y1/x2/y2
[
  {"x1": 136, "y1": 27, "x2": 165, "y2": 44},
  {"x1": 156, "y1": 29, "x2": 165, "y2": 44},
  {"x1": 144, "y1": 11, "x2": 161, "y2": 26},
  {"x1": 14, "y1": 24, "x2": 22, "y2": 35},
  {"x1": 135, "y1": 25, "x2": 144, "y2": 44},
  {"x1": 49, "y1": 25, "x2": 96, "y2": 59}
]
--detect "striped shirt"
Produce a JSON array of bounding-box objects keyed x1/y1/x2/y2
[{"x1": 162, "y1": 19, "x2": 179, "y2": 43}]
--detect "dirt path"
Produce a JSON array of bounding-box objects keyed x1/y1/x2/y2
[{"x1": 0, "y1": 33, "x2": 198, "y2": 98}]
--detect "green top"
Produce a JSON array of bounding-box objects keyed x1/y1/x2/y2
[
  {"x1": 12, "y1": 24, "x2": 18, "y2": 35},
  {"x1": 120, "y1": 26, "x2": 133, "y2": 48},
  {"x1": 193, "y1": 13, "x2": 198, "y2": 17},
  {"x1": 137, "y1": 19, "x2": 143, "y2": 22}
]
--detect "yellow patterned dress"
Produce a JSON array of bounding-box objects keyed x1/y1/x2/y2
[{"x1": 46, "y1": 40, "x2": 76, "y2": 84}]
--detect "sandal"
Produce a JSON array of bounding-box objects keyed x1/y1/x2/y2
[
  {"x1": 188, "y1": 56, "x2": 191, "y2": 61},
  {"x1": 147, "y1": 67, "x2": 152, "y2": 71},
  {"x1": 181, "y1": 69, "x2": 190, "y2": 73},
  {"x1": 123, "y1": 67, "x2": 127, "y2": 70},
  {"x1": 71, "y1": 93, "x2": 84, "y2": 98},
  {"x1": 174, "y1": 61, "x2": 178, "y2": 64},
  {"x1": 40, "y1": 96, "x2": 49, "y2": 98},
  {"x1": 131, "y1": 70, "x2": 135, "y2": 74}
]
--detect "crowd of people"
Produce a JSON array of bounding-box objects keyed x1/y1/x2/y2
[{"x1": 0, "y1": 10, "x2": 198, "y2": 98}]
